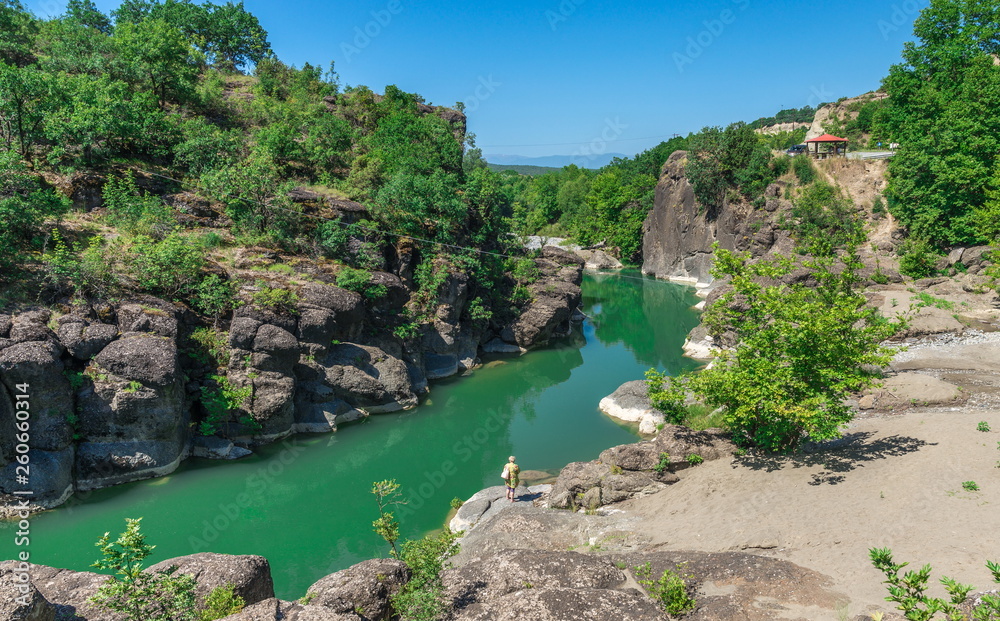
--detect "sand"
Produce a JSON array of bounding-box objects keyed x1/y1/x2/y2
[{"x1": 620, "y1": 407, "x2": 1000, "y2": 618}]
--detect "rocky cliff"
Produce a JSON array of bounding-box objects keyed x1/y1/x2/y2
[
  {"x1": 0, "y1": 247, "x2": 584, "y2": 511},
  {"x1": 640, "y1": 150, "x2": 793, "y2": 290}
]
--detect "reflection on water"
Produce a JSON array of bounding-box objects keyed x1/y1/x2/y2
[{"x1": 0, "y1": 272, "x2": 700, "y2": 598}]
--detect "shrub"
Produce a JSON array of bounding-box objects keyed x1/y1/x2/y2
[
  {"x1": 89, "y1": 518, "x2": 198, "y2": 621},
  {"x1": 685, "y1": 454, "x2": 704, "y2": 466},
  {"x1": 788, "y1": 181, "x2": 863, "y2": 256},
  {"x1": 898, "y1": 239, "x2": 940, "y2": 279},
  {"x1": 102, "y1": 172, "x2": 175, "y2": 237},
  {"x1": 633, "y1": 562, "x2": 696, "y2": 615},
  {"x1": 653, "y1": 452, "x2": 671, "y2": 474},
  {"x1": 192, "y1": 275, "x2": 239, "y2": 324},
  {"x1": 199, "y1": 584, "x2": 245, "y2": 621},
  {"x1": 978, "y1": 421, "x2": 991, "y2": 433},
  {"x1": 251, "y1": 285, "x2": 300, "y2": 314},
  {"x1": 188, "y1": 327, "x2": 231, "y2": 369},
  {"x1": 391, "y1": 530, "x2": 460, "y2": 621},
  {"x1": 792, "y1": 155, "x2": 816, "y2": 184},
  {"x1": 645, "y1": 369, "x2": 688, "y2": 425},
  {"x1": 962, "y1": 481, "x2": 980, "y2": 492},
  {"x1": 337, "y1": 266, "x2": 387, "y2": 300},
  {"x1": 198, "y1": 375, "x2": 251, "y2": 436},
  {"x1": 128, "y1": 233, "x2": 207, "y2": 299},
  {"x1": 870, "y1": 548, "x2": 1000, "y2": 620}
]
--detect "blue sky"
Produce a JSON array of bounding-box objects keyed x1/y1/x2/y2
[{"x1": 37, "y1": 0, "x2": 928, "y2": 159}]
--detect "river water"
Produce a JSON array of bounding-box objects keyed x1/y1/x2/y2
[{"x1": 0, "y1": 271, "x2": 700, "y2": 599}]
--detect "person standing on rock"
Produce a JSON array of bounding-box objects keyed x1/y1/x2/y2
[{"x1": 502, "y1": 456, "x2": 520, "y2": 502}]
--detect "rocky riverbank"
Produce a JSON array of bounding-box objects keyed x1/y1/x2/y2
[{"x1": 0, "y1": 246, "x2": 586, "y2": 512}]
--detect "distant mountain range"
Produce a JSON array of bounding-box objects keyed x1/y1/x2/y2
[{"x1": 484, "y1": 152, "x2": 629, "y2": 169}]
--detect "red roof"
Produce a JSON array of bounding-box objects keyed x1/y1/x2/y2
[{"x1": 805, "y1": 133, "x2": 848, "y2": 143}]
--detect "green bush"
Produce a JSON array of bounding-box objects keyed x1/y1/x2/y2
[
  {"x1": 337, "y1": 266, "x2": 387, "y2": 300},
  {"x1": 198, "y1": 374, "x2": 251, "y2": 436},
  {"x1": 792, "y1": 155, "x2": 816, "y2": 184},
  {"x1": 102, "y1": 172, "x2": 174, "y2": 237},
  {"x1": 192, "y1": 275, "x2": 238, "y2": 324},
  {"x1": 89, "y1": 518, "x2": 198, "y2": 621},
  {"x1": 788, "y1": 181, "x2": 863, "y2": 256},
  {"x1": 633, "y1": 562, "x2": 696, "y2": 615},
  {"x1": 128, "y1": 233, "x2": 207, "y2": 298},
  {"x1": 645, "y1": 369, "x2": 688, "y2": 425},
  {"x1": 870, "y1": 548, "x2": 1000, "y2": 620},
  {"x1": 199, "y1": 584, "x2": 245, "y2": 621},
  {"x1": 898, "y1": 239, "x2": 940, "y2": 279},
  {"x1": 251, "y1": 284, "x2": 300, "y2": 314}
]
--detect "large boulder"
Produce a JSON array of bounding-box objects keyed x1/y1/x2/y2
[
  {"x1": 0, "y1": 447, "x2": 74, "y2": 506},
  {"x1": 57, "y1": 319, "x2": 118, "y2": 361},
  {"x1": 304, "y1": 558, "x2": 410, "y2": 620},
  {"x1": 598, "y1": 381, "x2": 663, "y2": 435},
  {"x1": 8, "y1": 310, "x2": 58, "y2": 345},
  {"x1": 146, "y1": 553, "x2": 275, "y2": 608},
  {"x1": 501, "y1": 280, "x2": 582, "y2": 350},
  {"x1": 116, "y1": 303, "x2": 179, "y2": 338},
  {"x1": 11, "y1": 564, "x2": 109, "y2": 621},
  {"x1": 449, "y1": 586, "x2": 667, "y2": 621},
  {"x1": 93, "y1": 335, "x2": 180, "y2": 386},
  {"x1": 321, "y1": 344, "x2": 419, "y2": 413}
]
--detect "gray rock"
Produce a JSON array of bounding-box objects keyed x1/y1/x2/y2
[
  {"x1": 449, "y1": 586, "x2": 667, "y2": 621},
  {"x1": 425, "y1": 353, "x2": 459, "y2": 379},
  {"x1": 57, "y1": 321, "x2": 118, "y2": 361},
  {"x1": 146, "y1": 553, "x2": 275, "y2": 608},
  {"x1": 219, "y1": 598, "x2": 358, "y2": 620},
  {"x1": 0, "y1": 314, "x2": 10, "y2": 337},
  {"x1": 304, "y1": 558, "x2": 410, "y2": 620},
  {"x1": 229, "y1": 317, "x2": 263, "y2": 350},
  {"x1": 251, "y1": 325, "x2": 300, "y2": 371},
  {"x1": 502, "y1": 280, "x2": 582, "y2": 350},
  {"x1": 322, "y1": 344, "x2": 419, "y2": 412},
  {"x1": 116, "y1": 303, "x2": 178, "y2": 338},
  {"x1": 192, "y1": 436, "x2": 252, "y2": 460},
  {"x1": 8, "y1": 311, "x2": 56, "y2": 344},
  {"x1": 0, "y1": 341, "x2": 74, "y2": 451},
  {"x1": 75, "y1": 440, "x2": 185, "y2": 491},
  {"x1": 93, "y1": 335, "x2": 179, "y2": 386},
  {"x1": 12, "y1": 563, "x2": 109, "y2": 621},
  {"x1": 451, "y1": 498, "x2": 492, "y2": 532},
  {"x1": 0, "y1": 564, "x2": 56, "y2": 620},
  {"x1": 233, "y1": 306, "x2": 298, "y2": 335}
]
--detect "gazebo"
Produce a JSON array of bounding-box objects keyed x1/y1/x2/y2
[{"x1": 805, "y1": 134, "x2": 848, "y2": 159}]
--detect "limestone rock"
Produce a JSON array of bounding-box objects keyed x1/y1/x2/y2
[
  {"x1": 577, "y1": 249, "x2": 624, "y2": 270},
  {"x1": 146, "y1": 553, "x2": 275, "y2": 608},
  {"x1": 304, "y1": 558, "x2": 410, "y2": 620}
]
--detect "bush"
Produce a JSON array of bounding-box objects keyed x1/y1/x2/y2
[
  {"x1": 792, "y1": 155, "x2": 816, "y2": 184},
  {"x1": 199, "y1": 584, "x2": 245, "y2": 621},
  {"x1": 251, "y1": 284, "x2": 300, "y2": 314},
  {"x1": 788, "y1": 181, "x2": 863, "y2": 256},
  {"x1": 391, "y1": 530, "x2": 460, "y2": 621},
  {"x1": 633, "y1": 562, "x2": 696, "y2": 615},
  {"x1": 89, "y1": 518, "x2": 198, "y2": 621},
  {"x1": 898, "y1": 239, "x2": 940, "y2": 279},
  {"x1": 645, "y1": 368, "x2": 688, "y2": 425},
  {"x1": 198, "y1": 374, "x2": 251, "y2": 436},
  {"x1": 128, "y1": 232, "x2": 207, "y2": 298},
  {"x1": 192, "y1": 275, "x2": 238, "y2": 324},
  {"x1": 870, "y1": 548, "x2": 1000, "y2": 620},
  {"x1": 102, "y1": 172, "x2": 174, "y2": 237},
  {"x1": 336, "y1": 266, "x2": 387, "y2": 300}
]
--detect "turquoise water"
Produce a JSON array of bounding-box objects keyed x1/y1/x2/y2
[{"x1": 0, "y1": 271, "x2": 701, "y2": 599}]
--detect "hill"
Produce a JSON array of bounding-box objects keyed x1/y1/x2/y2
[
  {"x1": 486, "y1": 163, "x2": 563, "y2": 176},
  {"x1": 485, "y1": 153, "x2": 628, "y2": 169}
]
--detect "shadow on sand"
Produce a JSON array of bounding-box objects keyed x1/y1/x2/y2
[{"x1": 733, "y1": 432, "x2": 934, "y2": 485}]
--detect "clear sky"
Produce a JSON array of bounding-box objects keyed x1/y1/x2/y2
[{"x1": 37, "y1": 0, "x2": 928, "y2": 159}]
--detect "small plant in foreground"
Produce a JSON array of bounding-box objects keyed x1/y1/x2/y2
[
  {"x1": 870, "y1": 547, "x2": 1000, "y2": 620},
  {"x1": 371, "y1": 479, "x2": 404, "y2": 558},
  {"x1": 685, "y1": 454, "x2": 704, "y2": 466},
  {"x1": 962, "y1": 481, "x2": 980, "y2": 492},
  {"x1": 449, "y1": 497, "x2": 463, "y2": 510},
  {"x1": 978, "y1": 421, "x2": 991, "y2": 433},
  {"x1": 89, "y1": 518, "x2": 197, "y2": 621},
  {"x1": 633, "y1": 561, "x2": 696, "y2": 615}
]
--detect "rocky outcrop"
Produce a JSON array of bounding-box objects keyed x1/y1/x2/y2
[
  {"x1": 146, "y1": 553, "x2": 275, "y2": 608},
  {"x1": 500, "y1": 247, "x2": 585, "y2": 351},
  {"x1": 548, "y1": 425, "x2": 735, "y2": 510},
  {"x1": 641, "y1": 152, "x2": 792, "y2": 290},
  {"x1": 303, "y1": 558, "x2": 409, "y2": 620},
  {"x1": 0, "y1": 564, "x2": 56, "y2": 621}
]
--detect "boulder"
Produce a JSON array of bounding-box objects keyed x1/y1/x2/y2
[
  {"x1": 322, "y1": 344, "x2": 419, "y2": 412},
  {"x1": 229, "y1": 317, "x2": 263, "y2": 350},
  {"x1": 57, "y1": 321, "x2": 118, "y2": 361},
  {"x1": 8, "y1": 311, "x2": 56, "y2": 344},
  {"x1": 0, "y1": 447, "x2": 74, "y2": 506},
  {"x1": 75, "y1": 440, "x2": 185, "y2": 491},
  {"x1": 598, "y1": 381, "x2": 664, "y2": 435},
  {"x1": 0, "y1": 562, "x2": 57, "y2": 621},
  {"x1": 501, "y1": 280, "x2": 582, "y2": 350},
  {"x1": 12, "y1": 563, "x2": 110, "y2": 621},
  {"x1": 116, "y1": 303, "x2": 178, "y2": 338},
  {"x1": 146, "y1": 553, "x2": 275, "y2": 608},
  {"x1": 578, "y1": 249, "x2": 624, "y2": 270},
  {"x1": 0, "y1": 314, "x2": 11, "y2": 337},
  {"x1": 219, "y1": 598, "x2": 358, "y2": 620},
  {"x1": 448, "y1": 586, "x2": 667, "y2": 621},
  {"x1": 304, "y1": 558, "x2": 410, "y2": 620},
  {"x1": 93, "y1": 335, "x2": 179, "y2": 386},
  {"x1": 251, "y1": 324, "x2": 300, "y2": 372},
  {"x1": 651, "y1": 425, "x2": 735, "y2": 470}
]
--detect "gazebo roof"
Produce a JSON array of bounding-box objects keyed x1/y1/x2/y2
[{"x1": 805, "y1": 133, "x2": 848, "y2": 143}]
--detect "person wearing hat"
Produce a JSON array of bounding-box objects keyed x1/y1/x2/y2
[{"x1": 501, "y1": 455, "x2": 520, "y2": 503}]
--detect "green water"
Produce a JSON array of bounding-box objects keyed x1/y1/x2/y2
[{"x1": 0, "y1": 271, "x2": 700, "y2": 599}]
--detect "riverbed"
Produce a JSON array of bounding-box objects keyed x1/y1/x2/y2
[{"x1": 0, "y1": 270, "x2": 700, "y2": 599}]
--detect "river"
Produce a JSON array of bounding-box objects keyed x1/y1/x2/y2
[{"x1": 0, "y1": 270, "x2": 701, "y2": 599}]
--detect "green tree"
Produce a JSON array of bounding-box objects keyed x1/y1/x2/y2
[
  {"x1": 371, "y1": 479, "x2": 403, "y2": 558},
  {"x1": 686, "y1": 122, "x2": 774, "y2": 211},
  {"x1": 877, "y1": 0, "x2": 1000, "y2": 246},
  {"x1": 114, "y1": 18, "x2": 197, "y2": 108},
  {"x1": 66, "y1": 0, "x2": 112, "y2": 34},
  {"x1": 0, "y1": 61, "x2": 54, "y2": 159},
  {"x1": 787, "y1": 181, "x2": 864, "y2": 256},
  {"x1": 90, "y1": 518, "x2": 198, "y2": 621},
  {"x1": 0, "y1": 152, "x2": 69, "y2": 276},
  {"x1": 686, "y1": 247, "x2": 903, "y2": 452},
  {"x1": 0, "y1": 0, "x2": 37, "y2": 67}
]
